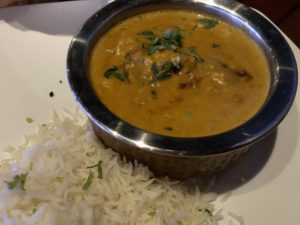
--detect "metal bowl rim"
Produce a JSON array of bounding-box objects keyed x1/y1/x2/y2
[{"x1": 67, "y1": 0, "x2": 298, "y2": 156}]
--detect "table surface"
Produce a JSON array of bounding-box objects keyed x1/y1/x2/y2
[{"x1": 0, "y1": 1, "x2": 299, "y2": 225}]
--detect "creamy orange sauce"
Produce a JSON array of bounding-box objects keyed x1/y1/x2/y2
[{"x1": 89, "y1": 10, "x2": 270, "y2": 137}]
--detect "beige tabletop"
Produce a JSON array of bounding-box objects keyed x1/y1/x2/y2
[{"x1": 0, "y1": 0, "x2": 68, "y2": 8}]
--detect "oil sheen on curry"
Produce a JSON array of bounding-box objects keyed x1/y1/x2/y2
[{"x1": 89, "y1": 10, "x2": 270, "y2": 137}]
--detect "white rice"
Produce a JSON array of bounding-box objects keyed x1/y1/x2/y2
[{"x1": 0, "y1": 110, "x2": 225, "y2": 225}]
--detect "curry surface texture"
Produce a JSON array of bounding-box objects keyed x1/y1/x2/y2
[{"x1": 89, "y1": 10, "x2": 270, "y2": 137}]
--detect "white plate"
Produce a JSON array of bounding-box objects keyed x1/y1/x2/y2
[{"x1": 0, "y1": 1, "x2": 299, "y2": 224}]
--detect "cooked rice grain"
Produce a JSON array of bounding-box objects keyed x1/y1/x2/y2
[{"x1": 0, "y1": 111, "x2": 223, "y2": 225}]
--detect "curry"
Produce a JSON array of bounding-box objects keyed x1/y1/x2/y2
[{"x1": 89, "y1": 10, "x2": 270, "y2": 137}]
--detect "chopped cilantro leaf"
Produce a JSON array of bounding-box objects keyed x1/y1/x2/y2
[
  {"x1": 195, "y1": 18, "x2": 219, "y2": 29},
  {"x1": 151, "y1": 62, "x2": 159, "y2": 75},
  {"x1": 163, "y1": 28, "x2": 182, "y2": 45},
  {"x1": 82, "y1": 171, "x2": 94, "y2": 190},
  {"x1": 138, "y1": 30, "x2": 156, "y2": 40},
  {"x1": 151, "y1": 59, "x2": 181, "y2": 81},
  {"x1": 205, "y1": 209, "x2": 213, "y2": 216},
  {"x1": 104, "y1": 66, "x2": 118, "y2": 78},
  {"x1": 156, "y1": 69, "x2": 172, "y2": 80},
  {"x1": 54, "y1": 177, "x2": 64, "y2": 183},
  {"x1": 5, "y1": 173, "x2": 28, "y2": 190},
  {"x1": 138, "y1": 28, "x2": 183, "y2": 55},
  {"x1": 148, "y1": 211, "x2": 156, "y2": 216},
  {"x1": 26, "y1": 117, "x2": 34, "y2": 124},
  {"x1": 148, "y1": 45, "x2": 165, "y2": 54},
  {"x1": 176, "y1": 220, "x2": 183, "y2": 225},
  {"x1": 198, "y1": 208, "x2": 213, "y2": 216},
  {"x1": 104, "y1": 66, "x2": 128, "y2": 81},
  {"x1": 87, "y1": 160, "x2": 103, "y2": 179},
  {"x1": 113, "y1": 73, "x2": 127, "y2": 81}
]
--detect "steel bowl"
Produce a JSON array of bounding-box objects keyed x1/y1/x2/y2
[{"x1": 67, "y1": 0, "x2": 298, "y2": 179}]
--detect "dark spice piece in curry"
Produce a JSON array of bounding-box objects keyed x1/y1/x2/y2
[
  {"x1": 212, "y1": 43, "x2": 220, "y2": 48},
  {"x1": 163, "y1": 127, "x2": 173, "y2": 131},
  {"x1": 220, "y1": 63, "x2": 253, "y2": 81}
]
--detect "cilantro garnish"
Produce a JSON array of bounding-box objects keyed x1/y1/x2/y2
[
  {"x1": 195, "y1": 18, "x2": 219, "y2": 29},
  {"x1": 87, "y1": 160, "x2": 103, "y2": 179},
  {"x1": 5, "y1": 173, "x2": 28, "y2": 190},
  {"x1": 139, "y1": 28, "x2": 204, "y2": 67},
  {"x1": 176, "y1": 220, "x2": 183, "y2": 225},
  {"x1": 198, "y1": 208, "x2": 213, "y2": 216},
  {"x1": 26, "y1": 117, "x2": 34, "y2": 124},
  {"x1": 151, "y1": 57, "x2": 181, "y2": 81},
  {"x1": 82, "y1": 171, "x2": 95, "y2": 190},
  {"x1": 163, "y1": 28, "x2": 182, "y2": 45},
  {"x1": 205, "y1": 209, "x2": 213, "y2": 216},
  {"x1": 139, "y1": 28, "x2": 183, "y2": 55},
  {"x1": 104, "y1": 65, "x2": 118, "y2": 77},
  {"x1": 138, "y1": 30, "x2": 155, "y2": 39},
  {"x1": 148, "y1": 211, "x2": 156, "y2": 216},
  {"x1": 54, "y1": 177, "x2": 64, "y2": 183},
  {"x1": 104, "y1": 66, "x2": 127, "y2": 81}
]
